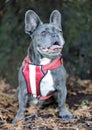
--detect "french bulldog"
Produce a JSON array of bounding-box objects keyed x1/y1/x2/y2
[{"x1": 12, "y1": 10, "x2": 74, "y2": 124}]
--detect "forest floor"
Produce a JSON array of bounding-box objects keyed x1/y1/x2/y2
[{"x1": 0, "y1": 77, "x2": 92, "y2": 130}]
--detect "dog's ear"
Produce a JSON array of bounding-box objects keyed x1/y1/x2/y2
[
  {"x1": 50, "y1": 10, "x2": 61, "y2": 28},
  {"x1": 25, "y1": 10, "x2": 42, "y2": 35}
]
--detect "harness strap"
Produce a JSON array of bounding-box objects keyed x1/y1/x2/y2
[
  {"x1": 42, "y1": 55, "x2": 63, "y2": 71},
  {"x1": 38, "y1": 91, "x2": 56, "y2": 100},
  {"x1": 22, "y1": 55, "x2": 63, "y2": 100}
]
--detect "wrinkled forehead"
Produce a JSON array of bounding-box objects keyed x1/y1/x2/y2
[{"x1": 36, "y1": 24, "x2": 62, "y2": 33}]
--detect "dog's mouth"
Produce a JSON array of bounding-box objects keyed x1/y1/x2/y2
[{"x1": 38, "y1": 42, "x2": 62, "y2": 54}]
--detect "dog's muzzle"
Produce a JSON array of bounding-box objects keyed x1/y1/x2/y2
[{"x1": 38, "y1": 42, "x2": 63, "y2": 55}]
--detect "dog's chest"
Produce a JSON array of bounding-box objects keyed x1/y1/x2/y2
[{"x1": 40, "y1": 58, "x2": 55, "y2": 96}]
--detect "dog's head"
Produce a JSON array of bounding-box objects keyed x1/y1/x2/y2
[{"x1": 25, "y1": 10, "x2": 65, "y2": 59}]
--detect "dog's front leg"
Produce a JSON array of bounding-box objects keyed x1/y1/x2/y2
[
  {"x1": 57, "y1": 81, "x2": 74, "y2": 120},
  {"x1": 12, "y1": 87, "x2": 28, "y2": 124},
  {"x1": 12, "y1": 68, "x2": 28, "y2": 124}
]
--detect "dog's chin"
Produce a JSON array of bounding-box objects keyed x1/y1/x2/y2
[{"x1": 37, "y1": 45, "x2": 63, "y2": 58}]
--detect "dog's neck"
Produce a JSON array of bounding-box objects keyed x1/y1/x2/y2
[
  {"x1": 28, "y1": 47, "x2": 54, "y2": 65},
  {"x1": 40, "y1": 57, "x2": 51, "y2": 65}
]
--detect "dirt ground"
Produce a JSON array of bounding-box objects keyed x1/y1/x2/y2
[{"x1": 0, "y1": 77, "x2": 92, "y2": 130}]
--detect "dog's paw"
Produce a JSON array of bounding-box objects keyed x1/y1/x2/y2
[
  {"x1": 59, "y1": 111, "x2": 75, "y2": 120},
  {"x1": 59, "y1": 113, "x2": 74, "y2": 120},
  {"x1": 12, "y1": 117, "x2": 24, "y2": 124},
  {"x1": 12, "y1": 114, "x2": 25, "y2": 124},
  {"x1": 12, "y1": 118, "x2": 17, "y2": 124}
]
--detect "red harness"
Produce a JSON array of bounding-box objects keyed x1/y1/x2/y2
[{"x1": 22, "y1": 55, "x2": 63, "y2": 100}]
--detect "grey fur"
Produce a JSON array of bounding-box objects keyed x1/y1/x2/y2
[{"x1": 12, "y1": 10, "x2": 74, "y2": 124}]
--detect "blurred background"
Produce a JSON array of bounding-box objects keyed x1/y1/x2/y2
[{"x1": 0, "y1": 0, "x2": 92, "y2": 87}]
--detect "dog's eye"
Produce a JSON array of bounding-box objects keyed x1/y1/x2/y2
[
  {"x1": 60, "y1": 30, "x2": 63, "y2": 35},
  {"x1": 41, "y1": 31, "x2": 46, "y2": 36}
]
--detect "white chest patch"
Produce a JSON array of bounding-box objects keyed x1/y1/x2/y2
[
  {"x1": 40, "y1": 70, "x2": 55, "y2": 96},
  {"x1": 40, "y1": 57, "x2": 55, "y2": 96},
  {"x1": 40, "y1": 57, "x2": 51, "y2": 65}
]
